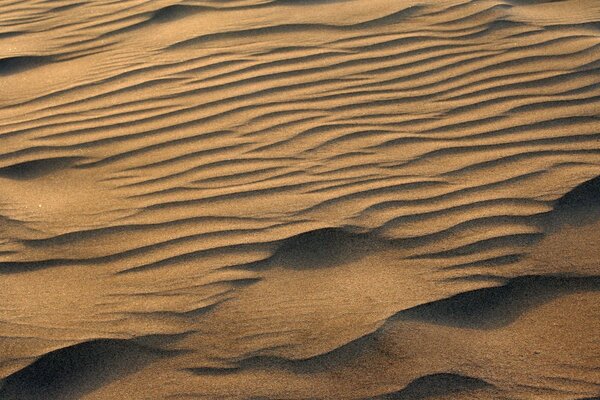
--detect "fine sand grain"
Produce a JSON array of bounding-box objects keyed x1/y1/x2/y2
[{"x1": 0, "y1": 0, "x2": 599, "y2": 399}]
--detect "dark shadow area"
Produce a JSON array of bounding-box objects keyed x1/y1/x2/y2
[
  {"x1": 548, "y1": 174, "x2": 600, "y2": 227},
  {"x1": 0, "y1": 338, "x2": 177, "y2": 400},
  {"x1": 0, "y1": 56, "x2": 53, "y2": 76},
  {"x1": 0, "y1": 157, "x2": 82, "y2": 180},
  {"x1": 150, "y1": 5, "x2": 208, "y2": 23},
  {"x1": 373, "y1": 373, "x2": 493, "y2": 399},
  {"x1": 401, "y1": 275, "x2": 600, "y2": 329},
  {"x1": 249, "y1": 227, "x2": 383, "y2": 270}
]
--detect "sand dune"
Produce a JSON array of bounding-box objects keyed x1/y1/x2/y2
[{"x1": 0, "y1": 0, "x2": 599, "y2": 398}]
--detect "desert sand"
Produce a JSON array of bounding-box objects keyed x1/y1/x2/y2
[{"x1": 0, "y1": 0, "x2": 599, "y2": 398}]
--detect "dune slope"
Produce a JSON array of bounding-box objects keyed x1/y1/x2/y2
[{"x1": 0, "y1": 0, "x2": 599, "y2": 399}]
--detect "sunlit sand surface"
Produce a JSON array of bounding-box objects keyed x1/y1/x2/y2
[{"x1": 0, "y1": 0, "x2": 599, "y2": 398}]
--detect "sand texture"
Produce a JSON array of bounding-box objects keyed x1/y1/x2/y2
[{"x1": 0, "y1": 0, "x2": 599, "y2": 398}]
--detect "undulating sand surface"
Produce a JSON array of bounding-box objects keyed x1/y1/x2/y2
[{"x1": 0, "y1": 0, "x2": 599, "y2": 399}]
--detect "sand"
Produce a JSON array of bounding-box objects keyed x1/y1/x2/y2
[{"x1": 0, "y1": 0, "x2": 599, "y2": 399}]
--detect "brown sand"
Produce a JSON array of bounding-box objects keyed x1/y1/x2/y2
[{"x1": 0, "y1": 0, "x2": 599, "y2": 398}]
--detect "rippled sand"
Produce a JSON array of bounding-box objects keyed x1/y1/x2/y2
[{"x1": 0, "y1": 0, "x2": 599, "y2": 399}]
